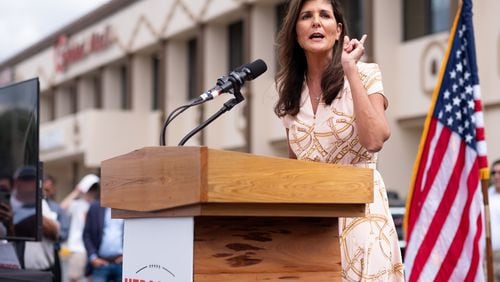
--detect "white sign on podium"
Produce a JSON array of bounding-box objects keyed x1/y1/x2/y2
[{"x1": 122, "y1": 217, "x2": 194, "y2": 282}]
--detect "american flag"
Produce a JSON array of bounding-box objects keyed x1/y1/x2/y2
[{"x1": 404, "y1": 0, "x2": 489, "y2": 281}]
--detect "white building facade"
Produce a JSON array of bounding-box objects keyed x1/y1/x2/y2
[{"x1": 0, "y1": 0, "x2": 499, "y2": 199}]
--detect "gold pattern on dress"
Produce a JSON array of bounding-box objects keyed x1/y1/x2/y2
[
  {"x1": 378, "y1": 183, "x2": 392, "y2": 220},
  {"x1": 340, "y1": 214, "x2": 401, "y2": 280},
  {"x1": 290, "y1": 120, "x2": 314, "y2": 155},
  {"x1": 288, "y1": 107, "x2": 375, "y2": 163},
  {"x1": 290, "y1": 118, "x2": 334, "y2": 159},
  {"x1": 359, "y1": 70, "x2": 369, "y2": 85}
]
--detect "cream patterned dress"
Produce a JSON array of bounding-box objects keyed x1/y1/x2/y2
[{"x1": 282, "y1": 62, "x2": 404, "y2": 281}]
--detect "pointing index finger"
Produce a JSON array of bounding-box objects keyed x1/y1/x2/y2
[{"x1": 359, "y1": 34, "x2": 367, "y2": 44}]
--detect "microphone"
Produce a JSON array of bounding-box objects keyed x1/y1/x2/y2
[{"x1": 197, "y1": 59, "x2": 267, "y2": 102}]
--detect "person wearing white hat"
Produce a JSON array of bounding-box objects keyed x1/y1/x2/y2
[{"x1": 60, "y1": 174, "x2": 100, "y2": 282}]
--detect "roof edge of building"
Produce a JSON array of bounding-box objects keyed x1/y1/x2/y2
[{"x1": 0, "y1": 0, "x2": 137, "y2": 69}]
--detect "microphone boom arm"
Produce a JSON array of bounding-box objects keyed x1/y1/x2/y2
[{"x1": 178, "y1": 78, "x2": 244, "y2": 146}]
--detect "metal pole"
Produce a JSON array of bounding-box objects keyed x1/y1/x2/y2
[{"x1": 482, "y1": 177, "x2": 494, "y2": 282}]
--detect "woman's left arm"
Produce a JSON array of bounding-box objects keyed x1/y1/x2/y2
[{"x1": 342, "y1": 35, "x2": 390, "y2": 152}]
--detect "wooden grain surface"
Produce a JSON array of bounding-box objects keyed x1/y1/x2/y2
[
  {"x1": 194, "y1": 217, "x2": 342, "y2": 281},
  {"x1": 206, "y1": 149, "x2": 372, "y2": 204},
  {"x1": 101, "y1": 146, "x2": 205, "y2": 211},
  {"x1": 101, "y1": 146, "x2": 373, "y2": 213}
]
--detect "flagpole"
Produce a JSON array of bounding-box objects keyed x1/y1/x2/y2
[{"x1": 481, "y1": 177, "x2": 494, "y2": 282}]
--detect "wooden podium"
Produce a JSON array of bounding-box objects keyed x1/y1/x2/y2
[{"x1": 101, "y1": 146, "x2": 373, "y2": 281}]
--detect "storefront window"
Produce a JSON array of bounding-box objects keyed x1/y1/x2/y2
[
  {"x1": 344, "y1": 0, "x2": 363, "y2": 40},
  {"x1": 69, "y1": 84, "x2": 77, "y2": 114},
  {"x1": 151, "y1": 54, "x2": 160, "y2": 110},
  {"x1": 187, "y1": 38, "x2": 198, "y2": 101},
  {"x1": 120, "y1": 65, "x2": 129, "y2": 109},
  {"x1": 431, "y1": 0, "x2": 450, "y2": 34},
  {"x1": 228, "y1": 21, "x2": 243, "y2": 71},
  {"x1": 93, "y1": 75, "x2": 102, "y2": 109},
  {"x1": 404, "y1": 0, "x2": 454, "y2": 41}
]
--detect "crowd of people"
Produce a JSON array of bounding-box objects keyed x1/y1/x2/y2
[
  {"x1": 0, "y1": 170, "x2": 124, "y2": 282},
  {"x1": 1, "y1": 0, "x2": 500, "y2": 281}
]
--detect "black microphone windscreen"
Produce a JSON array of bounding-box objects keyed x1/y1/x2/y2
[{"x1": 245, "y1": 59, "x2": 267, "y2": 80}]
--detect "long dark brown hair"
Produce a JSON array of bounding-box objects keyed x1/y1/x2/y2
[{"x1": 274, "y1": 0, "x2": 347, "y2": 117}]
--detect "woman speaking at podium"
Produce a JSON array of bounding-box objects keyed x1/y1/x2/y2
[{"x1": 274, "y1": 0, "x2": 403, "y2": 280}]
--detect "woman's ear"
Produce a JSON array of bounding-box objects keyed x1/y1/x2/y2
[{"x1": 336, "y1": 23, "x2": 343, "y2": 41}]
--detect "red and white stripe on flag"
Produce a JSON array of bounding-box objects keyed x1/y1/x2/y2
[{"x1": 404, "y1": 0, "x2": 489, "y2": 281}]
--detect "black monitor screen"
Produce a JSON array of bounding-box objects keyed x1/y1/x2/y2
[{"x1": 0, "y1": 78, "x2": 41, "y2": 241}]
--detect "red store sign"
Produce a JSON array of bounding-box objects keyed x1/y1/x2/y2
[{"x1": 54, "y1": 26, "x2": 113, "y2": 72}]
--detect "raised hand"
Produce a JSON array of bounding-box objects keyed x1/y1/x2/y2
[{"x1": 341, "y1": 34, "x2": 367, "y2": 67}]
